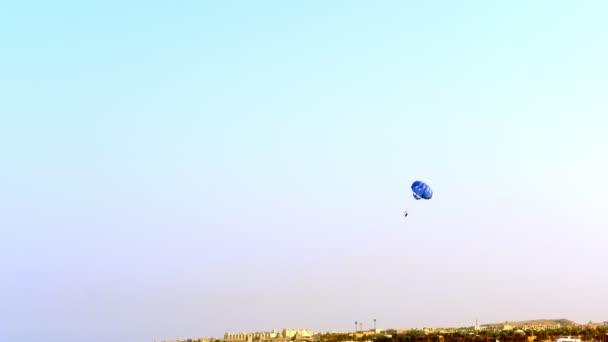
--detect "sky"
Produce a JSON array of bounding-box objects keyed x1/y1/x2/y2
[{"x1": 1, "y1": 1, "x2": 608, "y2": 341}]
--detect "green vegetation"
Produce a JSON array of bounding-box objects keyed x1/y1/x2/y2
[{"x1": 319, "y1": 326, "x2": 608, "y2": 342}]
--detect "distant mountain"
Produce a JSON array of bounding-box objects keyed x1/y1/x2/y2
[{"x1": 482, "y1": 319, "x2": 580, "y2": 328}]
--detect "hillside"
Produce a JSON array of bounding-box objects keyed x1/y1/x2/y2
[{"x1": 482, "y1": 319, "x2": 580, "y2": 329}]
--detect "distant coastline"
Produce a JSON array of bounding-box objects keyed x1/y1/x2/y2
[{"x1": 156, "y1": 318, "x2": 608, "y2": 342}]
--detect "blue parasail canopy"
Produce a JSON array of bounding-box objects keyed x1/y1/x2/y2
[{"x1": 411, "y1": 180, "x2": 433, "y2": 200}]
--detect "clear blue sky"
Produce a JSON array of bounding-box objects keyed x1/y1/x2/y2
[{"x1": 2, "y1": 1, "x2": 608, "y2": 341}]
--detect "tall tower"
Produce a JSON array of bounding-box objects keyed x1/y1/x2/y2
[
  {"x1": 374, "y1": 319, "x2": 377, "y2": 331},
  {"x1": 355, "y1": 321, "x2": 358, "y2": 333}
]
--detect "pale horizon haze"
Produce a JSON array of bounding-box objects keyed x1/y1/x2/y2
[{"x1": 1, "y1": 2, "x2": 608, "y2": 342}]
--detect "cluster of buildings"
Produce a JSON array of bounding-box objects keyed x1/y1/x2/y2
[
  {"x1": 224, "y1": 329, "x2": 315, "y2": 342},
  {"x1": 155, "y1": 339, "x2": 214, "y2": 342},
  {"x1": 499, "y1": 323, "x2": 563, "y2": 331},
  {"x1": 156, "y1": 320, "x2": 608, "y2": 342}
]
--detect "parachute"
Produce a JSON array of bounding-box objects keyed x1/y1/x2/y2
[
  {"x1": 411, "y1": 180, "x2": 433, "y2": 200},
  {"x1": 404, "y1": 180, "x2": 433, "y2": 218}
]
